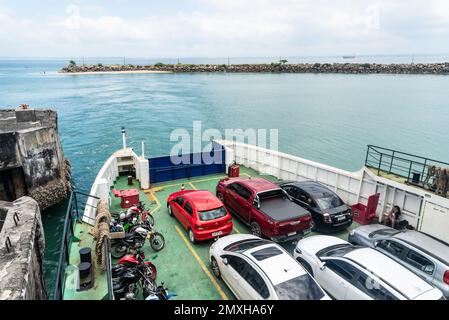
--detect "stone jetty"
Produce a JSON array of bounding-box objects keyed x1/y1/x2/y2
[
  {"x1": 0, "y1": 107, "x2": 72, "y2": 210},
  {"x1": 61, "y1": 62, "x2": 449, "y2": 75}
]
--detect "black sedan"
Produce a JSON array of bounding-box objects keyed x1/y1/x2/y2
[{"x1": 277, "y1": 181, "x2": 352, "y2": 231}]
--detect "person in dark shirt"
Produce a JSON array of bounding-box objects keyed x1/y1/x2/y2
[{"x1": 383, "y1": 205, "x2": 401, "y2": 228}]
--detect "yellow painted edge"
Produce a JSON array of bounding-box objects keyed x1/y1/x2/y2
[
  {"x1": 148, "y1": 190, "x2": 161, "y2": 215},
  {"x1": 174, "y1": 225, "x2": 229, "y2": 300},
  {"x1": 149, "y1": 175, "x2": 228, "y2": 189},
  {"x1": 188, "y1": 182, "x2": 197, "y2": 190}
]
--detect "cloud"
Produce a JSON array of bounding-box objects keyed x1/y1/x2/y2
[{"x1": 0, "y1": 1, "x2": 449, "y2": 57}]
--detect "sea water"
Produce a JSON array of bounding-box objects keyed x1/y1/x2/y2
[{"x1": 1, "y1": 57, "x2": 449, "y2": 298}]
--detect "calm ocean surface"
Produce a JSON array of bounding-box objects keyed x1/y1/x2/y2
[{"x1": 1, "y1": 56, "x2": 449, "y2": 298}]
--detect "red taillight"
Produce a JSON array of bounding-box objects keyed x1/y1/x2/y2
[{"x1": 444, "y1": 271, "x2": 449, "y2": 285}]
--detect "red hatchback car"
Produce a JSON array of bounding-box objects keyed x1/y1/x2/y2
[{"x1": 167, "y1": 190, "x2": 233, "y2": 243}]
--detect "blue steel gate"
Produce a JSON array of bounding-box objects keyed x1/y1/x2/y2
[{"x1": 148, "y1": 143, "x2": 226, "y2": 184}]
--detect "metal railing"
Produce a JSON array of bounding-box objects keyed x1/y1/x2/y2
[
  {"x1": 365, "y1": 145, "x2": 449, "y2": 190},
  {"x1": 53, "y1": 190, "x2": 102, "y2": 300},
  {"x1": 104, "y1": 236, "x2": 114, "y2": 300}
]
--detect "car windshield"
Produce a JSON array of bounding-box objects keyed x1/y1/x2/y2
[
  {"x1": 224, "y1": 239, "x2": 272, "y2": 253},
  {"x1": 315, "y1": 193, "x2": 344, "y2": 210},
  {"x1": 369, "y1": 229, "x2": 402, "y2": 238},
  {"x1": 317, "y1": 244, "x2": 357, "y2": 258},
  {"x1": 274, "y1": 274, "x2": 325, "y2": 300},
  {"x1": 198, "y1": 206, "x2": 227, "y2": 221}
]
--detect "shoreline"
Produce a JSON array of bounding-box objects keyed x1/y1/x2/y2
[
  {"x1": 60, "y1": 62, "x2": 449, "y2": 75},
  {"x1": 58, "y1": 70, "x2": 173, "y2": 75}
]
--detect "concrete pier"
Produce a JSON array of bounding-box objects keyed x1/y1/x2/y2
[
  {"x1": 0, "y1": 108, "x2": 72, "y2": 210},
  {"x1": 0, "y1": 197, "x2": 46, "y2": 300}
]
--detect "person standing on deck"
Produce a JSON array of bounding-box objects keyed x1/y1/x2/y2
[{"x1": 383, "y1": 205, "x2": 401, "y2": 228}]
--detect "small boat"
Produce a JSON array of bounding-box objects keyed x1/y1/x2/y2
[{"x1": 342, "y1": 55, "x2": 356, "y2": 59}]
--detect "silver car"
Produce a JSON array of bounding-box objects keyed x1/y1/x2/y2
[{"x1": 348, "y1": 224, "x2": 449, "y2": 298}]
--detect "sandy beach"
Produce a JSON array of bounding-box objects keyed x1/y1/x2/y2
[{"x1": 58, "y1": 70, "x2": 173, "y2": 75}]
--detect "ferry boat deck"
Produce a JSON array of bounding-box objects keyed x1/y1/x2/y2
[{"x1": 62, "y1": 166, "x2": 361, "y2": 300}]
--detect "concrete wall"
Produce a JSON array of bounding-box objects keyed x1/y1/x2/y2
[
  {"x1": 0, "y1": 109, "x2": 71, "y2": 210},
  {"x1": 0, "y1": 197, "x2": 46, "y2": 300}
]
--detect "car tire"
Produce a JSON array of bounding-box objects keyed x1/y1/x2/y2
[
  {"x1": 210, "y1": 257, "x2": 221, "y2": 278},
  {"x1": 216, "y1": 191, "x2": 224, "y2": 203},
  {"x1": 188, "y1": 229, "x2": 197, "y2": 244},
  {"x1": 167, "y1": 203, "x2": 173, "y2": 216},
  {"x1": 250, "y1": 221, "x2": 262, "y2": 238}
]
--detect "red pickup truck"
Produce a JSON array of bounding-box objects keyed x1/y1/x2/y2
[{"x1": 216, "y1": 177, "x2": 312, "y2": 242}]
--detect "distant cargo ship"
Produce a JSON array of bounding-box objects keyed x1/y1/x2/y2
[{"x1": 342, "y1": 55, "x2": 356, "y2": 59}]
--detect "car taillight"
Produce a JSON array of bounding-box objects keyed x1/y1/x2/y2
[{"x1": 444, "y1": 270, "x2": 449, "y2": 285}]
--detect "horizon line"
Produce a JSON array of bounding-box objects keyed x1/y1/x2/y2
[{"x1": 1, "y1": 53, "x2": 449, "y2": 60}]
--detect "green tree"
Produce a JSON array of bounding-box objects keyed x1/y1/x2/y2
[{"x1": 69, "y1": 60, "x2": 76, "y2": 66}]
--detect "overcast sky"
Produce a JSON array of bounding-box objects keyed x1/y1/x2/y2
[{"x1": 1, "y1": 0, "x2": 449, "y2": 57}]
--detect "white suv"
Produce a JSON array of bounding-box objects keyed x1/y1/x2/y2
[
  {"x1": 210, "y1": 234, "x2": 330, "y2": 300},
  {"x1": 294, "y1": 235, "x2": 445, "y2": 300}
]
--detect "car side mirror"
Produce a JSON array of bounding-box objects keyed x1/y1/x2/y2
[
  {"x1": 319, "y1": 262, "x2": 326, "y2": 271},
  {"x1": 253, "y1": 196, "x2": 260, "y2": 209},
  {"x1": 222, "y1": 257, "x2": 229, "y2": 266}
]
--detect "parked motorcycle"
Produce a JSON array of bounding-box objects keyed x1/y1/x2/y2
[
  {"x1": 116, "y1": 248, "x2": 157, "y2": 284},
  {"x1": 111, "y1": 202, "x2": 155, "y2": 232},
  {"x1": 129, "y1": 223, "x2": 165, "y2": 252},
  {"x1": 111, "y1": 226, "x2": 149, "y2": 259},
  {"x1": 137, "y1": 202, "x2": 155, "y2": 227},
  {"x1": 111, "y1": 223, "x2": 165, "y2": 258},
  {"x1": 145, "y1": 282, "x2": 177, "y2": 300},
  {"x1": 112, "y1": 267, "x2": 140, "y2": 300}
]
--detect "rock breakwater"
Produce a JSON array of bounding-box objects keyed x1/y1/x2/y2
[{"x1": 61, "y1": 62, "x2": 449, "y2": 75}]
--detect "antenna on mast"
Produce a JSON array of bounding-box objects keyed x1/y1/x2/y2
[{"x1": 121, "y1": 127, "x2": 127, "y2": 150}]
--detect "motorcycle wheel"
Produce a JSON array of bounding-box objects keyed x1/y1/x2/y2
[
  {"x1": 142, "y1": 277, "x2": 157, "y2": 298},
  {"x1": 144, "y1": 213, "x2": 155, "y2": 227},
  {"x1": 145, "y1": 262, "x2": 157, "y2": 281},
  {"x1": 111, "y1": 243, "x2": 128, "y2": 259},
  {"x1": 150, "y1": 233, "x2": 165, "y2": 251}
]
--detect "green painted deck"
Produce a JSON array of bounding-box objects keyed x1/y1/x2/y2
[
  {"x1": 64, "y1": 166, "x2": 360, "y2": 300},
  {"x1": 63, "y1": 222, "x2": 109, "y2": 300}
]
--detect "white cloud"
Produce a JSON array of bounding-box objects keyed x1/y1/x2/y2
[{"x1": 0, "y1": 1, "x2": 449, "y2": 57}]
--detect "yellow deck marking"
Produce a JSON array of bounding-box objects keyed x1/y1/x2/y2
[
  {"x1": 150, "y1": 175, "x2": 228, "y2": 189},
  {"x1": 241, "y1": 173, "x2": 251, "y2": 178},
  {"x1": 188, "y1": 182, "x2": 197, "y2": 190},
  {"x1": 233, "y1": 225, "x2": 241, "y2": 234},
  {"x1": 174, "y1": 225, "x2": 229, "y2": 300},
  {"x1": 147, "y1": 190, "x2": 161, "y2": 215}
]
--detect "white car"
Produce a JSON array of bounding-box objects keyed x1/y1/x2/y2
[
  {"x1": 209, "y1": 234, "x2": 330, "y2": 300},
  {"x1": 293, "y1": 235, "x2": 445, "y2": 300}
]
